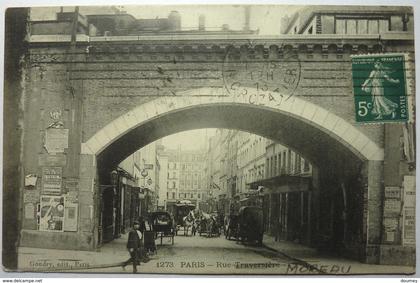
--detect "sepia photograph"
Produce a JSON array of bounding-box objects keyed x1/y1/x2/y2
[{"x1": 2, "y1": 2, "x2": 416, "y2": 276}]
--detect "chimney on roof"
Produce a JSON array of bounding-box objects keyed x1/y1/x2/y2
[
  {"x1": 222, "y1": 24, "x2": 230, "y2": 31},
  {"x1": 198, "y1": 14, "x2": 205, "y2": 31},
  {"x1": 168, "y1": 10, "x2": 181, "y2": 31},
  {"x1": 244, "y1": 6, "x2": 250, "y2": 31},
  {"x1": 280, "y1": 15, "x2": 290, "y2": 34}
]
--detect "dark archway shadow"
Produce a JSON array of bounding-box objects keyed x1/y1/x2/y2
[
  {"x1": 97, "y1": 104, "x2": 364, "y2": 181},
  {"x1": 95, "y1": 103, "x2": 368, "y2": 261}
]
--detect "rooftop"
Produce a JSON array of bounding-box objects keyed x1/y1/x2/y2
[{"x1": 283, "y1": 5, "x2": 413, "y2": 34}]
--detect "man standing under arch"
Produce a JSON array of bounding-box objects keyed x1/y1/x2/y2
[{"x1": 122, "y1": 220, "x2": 143, "y2": 273}]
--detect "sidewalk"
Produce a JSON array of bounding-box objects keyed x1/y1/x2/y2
[
  {"x1": 18, "y1": 234, "x2": 131, "y2": 272},
  {"x1": 262, "y1": 234, "x2": 318, "y2": 258},
  {"x1": 262, "y1": 234, "x2": 416, "y2": 275}
]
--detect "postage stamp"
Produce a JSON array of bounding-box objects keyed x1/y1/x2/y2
[{"x1": 351, "y1": 53, "x2": 411, "y2": 123}]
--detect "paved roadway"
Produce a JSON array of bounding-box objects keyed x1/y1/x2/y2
[{"x1": 88, "y1": 234, "x2": 311, "y2": 274}]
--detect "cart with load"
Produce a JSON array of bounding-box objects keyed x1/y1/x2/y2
[
  {"x1": 150, "y1": 211, "x2": 175, "y2": 245},
  {"x1": 237, "y1": 206, "x2": 264, "y2": 246},
  {"x1": 198, "y1": 212, "x2": 220, "y2": 237}
]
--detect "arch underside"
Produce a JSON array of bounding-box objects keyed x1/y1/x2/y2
[{"x1": 96, "y1": 104, "x2": 369, "y2": 180}]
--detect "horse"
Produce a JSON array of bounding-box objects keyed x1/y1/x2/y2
[
  {"x1": 181, "y1": 210, "x2": 196, "y2": 236},
  {"x1": 196, "y1": 212, "x2": 219, "y2": 237},
  {"x1": 206, "y1": 215, "x2": 220, "y2": 238}
]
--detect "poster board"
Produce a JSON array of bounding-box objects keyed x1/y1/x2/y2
[
  {"x1": 64, "y1": 193, "x2": 78, "y2": 231},
  {"x1": 39, "y1": 195, "x2": 65, "y2": 232}
]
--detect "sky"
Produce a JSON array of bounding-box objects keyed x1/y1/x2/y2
[
  {"x1": 30, "y1": 5, "x2": 301, "y2": 35},
  {"x1": 162, "y1": 129, "x2": 216, "y2": 151},
  {"x1": 123, "y1": 5, "x2": 300, "y2": 35}
]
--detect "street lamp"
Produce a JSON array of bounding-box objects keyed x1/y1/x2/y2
[
  {"x1": 140, "y1": 169, "x2": 149, "y2": 212},
  {"x1": 141, "y1": 169, "x2": 148, "y2": 188}
]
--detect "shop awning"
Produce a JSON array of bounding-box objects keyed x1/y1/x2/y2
[{"x1": 247, "y1": 175, "x2": 311, "y2": 193}]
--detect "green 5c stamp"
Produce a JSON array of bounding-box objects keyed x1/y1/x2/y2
[{"x1": 351, "y1": 54, "x2": 411, "y2": 123}]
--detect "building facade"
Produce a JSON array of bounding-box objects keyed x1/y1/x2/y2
[
  {"x1": 205, "y1": 128, "x2": 313, "y2": 243},
  {"x1": 165, "y1": 147, "x2": 207, "y2": 212},
  {"x1": 281, "y1": 6, "x2": 414, "y2": 35},
  {"x1": 236, "y1": 132, "x2": 268, "y2": 198},
  {"x1": 95, "y1": 140, "x2": 165, "y2": 244},
  {"x1": 157, "y1": 148, "x2": 169, "y2": 210}
]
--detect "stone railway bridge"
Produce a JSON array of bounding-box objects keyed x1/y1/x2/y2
[{"x1": 9, "y1": 32, "x2": 415, "y2": 265}]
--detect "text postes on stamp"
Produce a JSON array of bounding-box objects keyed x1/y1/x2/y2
[
  {"x1": 222, "y1": 46, "x2": 301, "y2": 99},
  {"x1": 351, "y1": 53, "x2": 410, "y2": 123}
]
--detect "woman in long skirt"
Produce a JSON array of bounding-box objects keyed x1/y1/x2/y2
[{"x1": 362, "y1": 61, "x2": 400, "y2": 119}]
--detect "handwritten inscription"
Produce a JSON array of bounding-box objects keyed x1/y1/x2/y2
[{"x1": 223, "y1": 48, "x2": 301, "y2": 98}]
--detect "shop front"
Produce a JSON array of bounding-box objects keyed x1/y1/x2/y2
[
  {"x1": 98, "y1": 168, "x2": 142, "y2": 245},
  {"x1": 249, "y1": 175, "x2": 312, "y2": 245}
]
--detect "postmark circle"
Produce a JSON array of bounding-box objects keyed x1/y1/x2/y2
[{"x1": 222, "y1": 46, "x2": 301, "y2": 99}]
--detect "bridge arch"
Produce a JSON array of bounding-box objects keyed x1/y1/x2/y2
[
  {"x1": 82, "y1": 87, "x2": 383, "y2": 171},
  {"x1": 80, "y1": 86, "x2": 384, "y2": 258}
]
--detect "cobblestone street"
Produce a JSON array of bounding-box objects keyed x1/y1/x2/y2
[{"x1": 57, "y1": 234, "x2": 414, "y2": 275}]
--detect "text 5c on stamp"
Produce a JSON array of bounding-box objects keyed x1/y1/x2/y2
[{"x1": 351, "y1": 53, "x2": 411, "y2": 123}]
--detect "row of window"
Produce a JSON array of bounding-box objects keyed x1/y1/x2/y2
[
  {"x1": 234, "y1": 150, "x2": 311, "y2": 194},
  {"x1": 179, "y1": 179, "x2": 200, "y2": 186},
  {"x1": 167, "y1": 171, "x2": 203, "y2": 179},
  {"x1": 298, "y1": 16, "x2": 392, "y2": 35},
  {"x1": 233, "y1": 163, "x2": 265, "y2": 195},
  {"x1": 168, "y1": 162, "x2": 203, "y2": 170},
  {"x1": 180, "y1": 173, "x2": 201, "y2": 179},
  {"x1": 266, "y1": 150, "x2": 310, "y2": 178},
  {"x1": 166, "y1": 192, "x2": 202, "y2": 199},
  {"x1": 335, "y1": 18, "x2": 389, "y2": 35},
  {"x1": 167, "y1": 181, "x2": 202, "y2": 189},
  {"x1": 238, "y1": 137, "x2": 266, "y2": 167},
  {"x1": 168, "y1": 155, "x2": 205, "y2": 164}
]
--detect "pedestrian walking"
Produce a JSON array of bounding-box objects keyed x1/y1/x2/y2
[{"x1": 122, "y1": 220, "x2": 143, "y2": 273}]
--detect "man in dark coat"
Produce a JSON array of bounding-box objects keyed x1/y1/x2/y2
[{"x1": 122, "y1": 220, "x2": 143, "y2": 273}]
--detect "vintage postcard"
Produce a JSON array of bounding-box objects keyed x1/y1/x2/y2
[{"x1": 3, "y1": 4, "x2": 416, "y2": 275}]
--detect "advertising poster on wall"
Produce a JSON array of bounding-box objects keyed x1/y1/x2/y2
[
  {"x1": 403, "y1": 175, "x2": 415, "y2": 246},
  {"x1": 39, "y1": 195, "x2": 65, "y2": 232},
  {"x1": 42, "y1": 166, "x2": 63, "y2": 195},
  {"x1": 64, "y1": 193, "x2": 78, "y2": 231},
  {"x1": 44, "y1": 128, "x2": 69, "y2": 153}
]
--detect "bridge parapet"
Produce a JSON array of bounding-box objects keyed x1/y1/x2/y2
[
  {"x1": 29, "y1": 33, "x2": 414, "y2": 57},
  {"x1": 25, "y1": 33, "x2": 415, "y2": 148}
]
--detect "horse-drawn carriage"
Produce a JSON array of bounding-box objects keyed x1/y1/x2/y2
[
  {"x1": 149, "y1": 211, "x2": 175, "y2": 245},
  {"x1": 198, "y1": 212, "x2": 221, "y2": 237},
  {"x1": 236, "y1": 206, "x2": 264, "y2": 246},
  {"x1": 173, "y1": 201, "x2": 196, "y2": 236}
]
